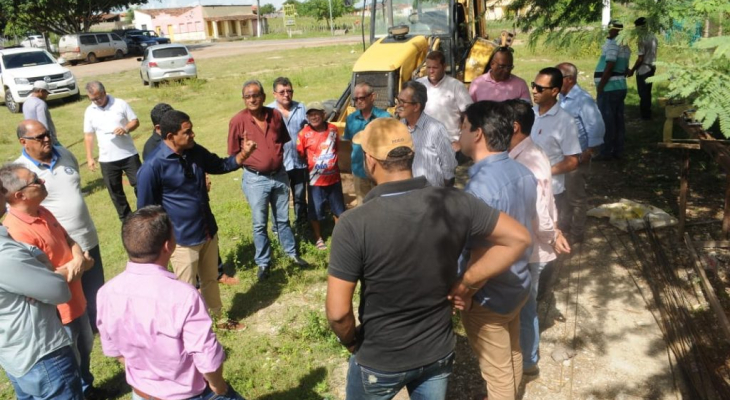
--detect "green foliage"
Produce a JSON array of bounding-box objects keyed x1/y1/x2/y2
[
  {"x1": 298, "y1": 0, "x2": 354, "y2": 28},
  {"x1": 261, "y1": 3, "x2": 277, "y2": 14},
  {"x1": 652, "y1": 36, "x2": 730, "y2": 138},
  {"x1": 124, "y1": 8, "x2": 135, "y2": 24}
]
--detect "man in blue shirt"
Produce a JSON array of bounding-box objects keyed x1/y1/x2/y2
[
  {"x1": 557, "y1": 62, "x2": 605, "y2": 242},
  {"x1": 137, "y1": 110, "x2": 257, "y2": 331},
  {"x1": 343, "y1": 82, "x2": 391, "y2": 205},
  {"x1": 267, "y1": 77, "x2": 309, "y2": 227},
  {"x1": 458, "y1": 100, "x2": 536, "y2": 400}
]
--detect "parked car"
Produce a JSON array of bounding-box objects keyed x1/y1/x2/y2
[
  {"x1": 116, "y1": 29, "x2": 171, "y2": 45},
  {"x1": 138, "y1": 44, "x2": 197, "y2": 87},
  {"x1": 0, "y1": 47, "x2": 79, "y2": 113},
  {"x1": 125, "y1": 35, "x2": 158, "y2": 55},
  {"x1": 58, "y1": 32, "x2": 128, "y2": 64},
  {"x1": 20, "y1": 34, "x2": 46, "y2": 48}
]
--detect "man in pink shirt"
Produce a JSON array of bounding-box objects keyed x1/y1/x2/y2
[
  {"x1": 506, "y1": 99, "x2": 570, "y2": 377},
  {"x1": 96, "y1": 206, "x2": 245, "y2": 400},
  {"x1": 469, "y1": 48, "x2": 532, "y2": 103}
]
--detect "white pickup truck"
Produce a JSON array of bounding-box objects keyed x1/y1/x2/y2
[{"x1": 0, "y1": 47, "x2": 80, "y2": 113}]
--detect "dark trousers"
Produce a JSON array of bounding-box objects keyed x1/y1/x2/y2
[
  {"x1": 555, "y1": 191, "x2": 569, "y2": 232},
  {"x1": 597, "y1": 89, "x2": 627, "y2": 158},
  {"x1": 81, "y1": 245, "x2": 105, "y2": 333},
  {"x1": 100, "y1": 154, "x2": 141, "y2": 220},
  {"x1": 288, "y1": 168, "x2": 309, "y2": 226},
  {"x1": 636, "y1": 66, "x2": 656, "y2": 119}
]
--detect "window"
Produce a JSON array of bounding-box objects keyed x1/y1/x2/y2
[
  {"x1": 141, "y1": 24, "x2": 147, "y2": 30},
  {"x1": 152, "y1": 46, "x2": 189, "y2": 58},
  {"x1": 79, "y1": 35, "x2": 97, "y2": 45},
  {"x1": 187, "y1": 22, "x2": 193, "y2": 33},
  {"x1": 111, "y1": 33, "x2": 123, "y2": 41},
  {"x1": 2, "y1": 52, "x2": 54, "y2": 69},
  {"x1": 96, "y1": 34, "x2": 110, "y2": 43},
  {"x1": 179, "y1": 23, "x2": 186, "y2": 33},
  {"x1": 195, "y1": 21, "x2": 202, "y2": 32}
]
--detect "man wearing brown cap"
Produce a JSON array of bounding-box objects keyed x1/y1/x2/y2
[
  {"x1": 326, "y1": 118, "x2": 531, "y2": 399},
  {"x1": 23, "y1": 81, "x2": 59, "y2": 145}
]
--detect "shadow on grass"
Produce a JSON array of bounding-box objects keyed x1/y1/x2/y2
[
  {"x1": 256, "y1": 367, "x2": 327, "y2": 400},
  {"x1": 98, "y1": 368, "x2": 130, "y2": 399},
  {"x1": 81, "y1": 176, "x2": 107, "y2": 196}
]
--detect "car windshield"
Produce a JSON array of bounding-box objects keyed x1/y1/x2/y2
[
  {"x1": 152, "y1": 47, "x2": 188, "y2": 58},
  {"x1": 2, "y1": 51, "x2": 54, "y2": 69},
  {"x1": 373, "y1": 0, "x2": 450, "y2": 38}
]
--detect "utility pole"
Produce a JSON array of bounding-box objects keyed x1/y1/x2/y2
[
  {"x1": 257, "y1": 0, "x2": 262, "y2": 37},
  {"x1": 328, "y1": 0, "x2": 334, "y2": 36}
]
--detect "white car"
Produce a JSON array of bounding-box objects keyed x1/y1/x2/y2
[
  {"x1": 0, "y1": 48, "x2": 79, "y2": 113},
  {"x1": 20, "y1": 35, "x2": 46, "y2": 48},
  {"x1": 138, "y1": 44, "x2": 197, "y2": 87}
]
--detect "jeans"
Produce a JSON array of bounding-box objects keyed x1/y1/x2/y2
[
  {"x1": 346, "y1": 352, "x2": 454, "y2": 400},
  {"x1": 99, "y1": 154, "x2": 141, "y2": 220},
  {"x1": 636, "y1": 66, "x2": 656, "y2": 119},
  {"x1": 520, "y1": 262, "x2": 548, "y2": 369},
  {"x1": 132, "y1": 385, "x2": 246, "y2": 400},
  {"x1": 81, "y1": 245, "x2": 104, "y2": 333},
  {"x1": 6, "y1": 346, "x2": 84, "y2": 400},
  {"x1": 241, "y1": 169, "x2": 297, "y2": 267},
  {"x1": 287, "y1": 168, "x2": 309, "y2": 226},
  {"x1": 63, "y1": 312, "x2": 94, "y2": 394},
  {"x1": 597, "y1": 89, "x2": 627, "y2": 158}
]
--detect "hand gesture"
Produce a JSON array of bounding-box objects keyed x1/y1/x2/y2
[
  {"x1": 113, "y1": 127, "x2": 127, "y2": 136},
  {"x1": 87, "y1": 157, "x2": 96, "y2": 172},
  {"x1": 447, "y1": 279, "x2": 474, "y2": 313},
  {"x1": 553, "y1": 230, "x2": 571, "y2": 255},
  {"x1": 242, "y1": 131, "x2": 257, "y2": 158}
]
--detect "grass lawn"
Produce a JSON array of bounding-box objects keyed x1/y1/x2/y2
[{"x1": 0, "y1": 38, "x2": 678, "y2": 399}]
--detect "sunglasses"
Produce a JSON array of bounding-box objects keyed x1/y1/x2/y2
[
  {"x1": 531, "y1": 82, "x2": 555, "y2": 93},
  {"x1": 275, "y1": 89, "x2": 294, "y2": 95},
  {"x1": 395, "y1": 98, "x2": 417, "y2": 105},
  {"x1": 353, "y1": 94, "x2": 373, "y2": 102},
  {"x1": 22, "y1": 131, "x2": 52, "y2": 142},
  {"x1": 18, "y1": 176, "x2": 43, "y2": 191},
  {"x1": 243, "y1": 93, "x2": 263, "y2": 100},
  {"x1": 492, "y1": 63, "x2": 514, "y2": 70}
]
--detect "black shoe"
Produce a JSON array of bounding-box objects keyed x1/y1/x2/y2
[
  {"x1": 290, "y1": 256, "x2": 310, "y2": 268},
  {"x1": 257, "y1": 266, "x2": 270, "y2": 281}
]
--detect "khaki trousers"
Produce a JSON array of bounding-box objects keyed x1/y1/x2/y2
[
  {"x1": 353, "y1": 176, "x2": 374, "y2": 206},
  {"x1": 169, "y1": 235, "x2": 222, "y2": 317},
  {"x1": 462, "y1": 296, "x2": 528, "y2": 400}
]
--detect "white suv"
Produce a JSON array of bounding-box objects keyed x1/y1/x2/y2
[{"x1": 0, "y1": 47, "x2": 79, "y2": 113}]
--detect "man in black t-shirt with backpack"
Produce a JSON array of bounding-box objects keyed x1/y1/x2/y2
[{"x1": 326, "y1": 118, "x2": 531, "y2": 399}]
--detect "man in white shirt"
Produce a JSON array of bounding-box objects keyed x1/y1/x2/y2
[
  {"x1": 530, "y1": 68, "x2": 581, "y2": 230},
  {"x1": 416, "y1": 50, "x2": 472, "y2": 151},
  {"x1": 83, "y1": 81, "x2": 140, "y2": 221},
  {"x1": 627, "y1": 17, "x2": 658, "y2": 120}
]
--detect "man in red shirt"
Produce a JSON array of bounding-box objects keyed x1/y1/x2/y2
[
  {"x1": 296, "y1": 102, "x2": 345, "y2": 250},
  {"x1": 228, "y1": 80, "x2": 307, "y2": 281}
]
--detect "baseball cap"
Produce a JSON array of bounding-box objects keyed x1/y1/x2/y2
[
  {"x1": 608, "y1": 20, "x2": 623, "y2": 30},
  {"x1": 634, "y1": 17, "x2": 647, "y2": 27},
  {"x1": 352, "y1": 118, "x2": 413, "y2": 160},
  {"x1": 306, "y1": 101, "x2": 326, "y2": 112},
  {"x1": 33, "y1": 81, "x2": 50, "y2": 92}
]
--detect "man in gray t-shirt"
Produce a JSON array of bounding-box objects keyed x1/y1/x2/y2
[
  {"x1": 628, "y1": 17, "x2": 658, "y2": 120},
  {"x1": 22, "y1": 81, "x2": 59, "y2": 145}
]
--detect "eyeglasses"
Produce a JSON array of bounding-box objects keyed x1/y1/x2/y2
[
  {"x1": 88, "y1": 93, "x2": 106, "y2": 103},
  {"x1": 275, "y1": 89, "x2": 294, "y2": 95},
  {"x1": 395, "y1": 98, "x2": 417, "y2": 105},
  {"x1": 243, "y1": 93, "x2": 263, "y2": 100},
  {"x1": 18, "y1": 176, "x2": 43, "y2": 191},
  {"x1": 179, "y1": 156, "x2": 194, "y2": 179},
  {"x1": 492, "y1": 63, "x2": 514, "y2": 70},
  {"x1": 353, "y1": 93, "x2": 373, "y2": 102},
  {"x1": 21, "y1": 131, "x2": 51, "y2": 142},
  {"x1": 531, "y1": 82, "x2": 555, "y2": 93}
]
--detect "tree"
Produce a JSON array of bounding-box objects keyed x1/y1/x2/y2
[
  {"x1": 260, "y1": 3, "x2": 276, "y2": 15},
  {"x1": 0, "y1": 0, "x2": 149, "y2": 36},
  {"x1": 299, "y1": 0, "x2": 353, "y2": 28},
  {"x1": 125, "y1": 7, "x2": 135, "y2": 25}
]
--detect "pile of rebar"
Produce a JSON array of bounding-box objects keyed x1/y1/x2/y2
[{"x1": 626, "y1": 221, "x2": 730, "y2": 399}]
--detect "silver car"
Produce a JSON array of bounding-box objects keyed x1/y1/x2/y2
[{"x1": 138, "y1": 44, "x2": 197, "y2": 87}]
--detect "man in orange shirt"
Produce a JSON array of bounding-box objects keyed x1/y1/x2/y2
[{"x1": 0, "y1": 163, "x2": 103, "y2": 399}]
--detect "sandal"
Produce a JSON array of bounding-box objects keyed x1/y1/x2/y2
[{"x1": 315, "y1": 238, "x2": 327, "y2": 251}]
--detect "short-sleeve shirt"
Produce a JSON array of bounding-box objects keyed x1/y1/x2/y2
[
  {"x1": 344, "y1": 107, "x2": 392, "y2": 178},
  {"x1": 3, "y1": 207, "x2": 86, "y2": 324},
  {"x1": 15, "y1": 146, "x2": 99, "y2": 252},
  {"x1": 83, "y1": 95, "x2": 139, "y2": 162},
  {"x1": 23, "y1": 96, "x2": 57, "y2": 143},
  {"x1": 636, "y1": 33, "x2": 658, "y2": 75},
  {"x1": 267, "y1": 100, "x2": 308, "y2": 171},
  {"x1": 469, "y1": 71, "x2": 532, "y2": 103},
  {"x1": 594, "y1": 38, "x2": 631, "y2": 92},
  {"x1": 296, "y1": 123, "x2": 340, "y2": 186},
  {"x1": 530, "y1": 103, "x2": 582, "y2": 195},
  {"x1": 227, "y1": 107, "x2": 290, "y2": 174},
  {"x1": 417, "y1": 75, "x2": 473, "y2": 142},
  {"x1": 329, "y1": 176, "x2": 500, "y2": 372}
]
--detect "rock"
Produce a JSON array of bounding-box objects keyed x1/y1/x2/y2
[{"x1": 551, "y1": 344, "x2": 577, "y2": 363}]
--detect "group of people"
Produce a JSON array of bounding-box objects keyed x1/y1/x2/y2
[{"x1": 0, "y1": 17, "x2": 657, "y2": 400}]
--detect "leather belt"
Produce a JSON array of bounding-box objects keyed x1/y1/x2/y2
[
  {"x1": 133, "y1": 387, "x2": 165, "y2": 400},
  {"x1": 244, "y1": 166, "x2": 281, "y2": 177}
]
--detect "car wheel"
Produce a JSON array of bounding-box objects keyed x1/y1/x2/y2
[
  {"x1": 5, "y1": 90, "x2": 21, "y2": 113},
  {"x1": 70, "y1": 60, "x2": 79, "y2": 66},
  {"x1": 87, "y1": 53, "x2": 98, "y2": 63},
  {"x1": 140, "y1": 71, "x2": 149, "y2": 86},
  {"x1": 114, "y1": 50, "x2": 124, "y2": 59}
]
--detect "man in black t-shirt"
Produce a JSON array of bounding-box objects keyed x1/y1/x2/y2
[
  {"x1": 326, "y1": 118, "x2": 531, "y2": 399},
  {"x1": 142, "y1": 103, "x2": 174, "y2": 160}
]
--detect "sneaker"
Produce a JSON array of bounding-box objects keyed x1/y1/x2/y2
[
  {"x1": 257, "y1": 266, "x2": 270, "y2": 281},
  {"x1": 218, "y1": 273, "x2": 239, "y2": 285},
  {"x1": 215, "y1": 319, "x2": 246, "y2": 331},
  {"x1": 290, "y1": 256, "x2": 310, "y2": 267}
]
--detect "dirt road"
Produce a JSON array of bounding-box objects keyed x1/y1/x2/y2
[{"x1": 67, "y1": 36, "x2": 362, "y2": 79}]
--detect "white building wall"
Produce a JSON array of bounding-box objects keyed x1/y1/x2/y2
[{"x1": 134, "y1": 12, "x2": 154, "y2": 30}]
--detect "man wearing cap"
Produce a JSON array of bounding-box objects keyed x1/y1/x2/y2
[
  {"x1": 326, "y1": 118, "x2": 531, "y2": 399},
  {"x1": 627, "y1": 17, "x2": 658, "y2": 120},
  {"x1": 23, "y1": 81, "x2": 59, "y2": 145},
  {"x1": 228, "y1": 79, "x2": 308, "y2": 282},
  {"x1": 343, "y1": 82, "x2": 391, "y2": 205},
  {"x1": 594, "y1": 20, "x2": 631, "y2": 160}
]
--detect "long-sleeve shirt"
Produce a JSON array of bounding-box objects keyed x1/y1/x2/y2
[
  {"x1": 403, "y1": 113, "x2": 457, "y2": 187},
  {"x1": 137, "y1": 143, "x2": 241, "y2": 246},
  {"x1": 461, "y1": 152, "x2": 536, "y2": 314},
  {"x1": 559, "y1": 84, "x2": 605, "y2": 152},
  {"x1": 97, "y1": 262, "x2": 225, "y2": 400},
  {"x1": 267, "y1": 100, "x2": 308, "y2": 171},
  {"x1": 0, "y1": 226, "x2": 71, "y2": 377},
  {"x1": 509, "y1": 137, "x2": 558, "y2": 264}
]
